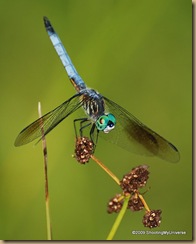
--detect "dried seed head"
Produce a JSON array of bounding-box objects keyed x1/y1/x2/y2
[
  {"x1": 107, "y1": 194, "x2": 124, "y2": 214},
  {"x1": 143, "y1": 209, "x2": 162, "y2": 228},
  {"x1": 128, "y1": 194, "x2": 144, "y2": 211},
  {"x1": 120, "y1": 165, "x2": 149, "y2": 193},
  {"x1": 74, "y1": 137, "x2": 94, "y2": 164}
]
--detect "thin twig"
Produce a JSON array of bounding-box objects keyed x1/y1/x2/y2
[
  {"x1": 38, "y1": 102, "x2": 52, "y2": 240},
  {"x1": 138, "y1": 194, "x2": 150, "y2": 212},
  {"x1": 91, "y1": 155, "x2": 120, "y2": 185}
]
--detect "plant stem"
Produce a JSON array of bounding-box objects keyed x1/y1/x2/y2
[
  {"x1": 106, "y1": 195, "x2": 130, "y2": 240},
  {"x1": 91, "y1": 155, "x2": 120, "y2": 185},
  {"x1": 138, "y1": 194, "x2": 150, "y2": 212},
  {"x1": 38, "y1": 102, "x2": 52, "y2": 240}
]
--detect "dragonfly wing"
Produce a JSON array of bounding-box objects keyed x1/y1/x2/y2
[
  {"x1": 15, "y1": 93, "x2": 83, "y2": 146},
  {"x1": 101, "y1": 97, "x2": 180, "y2": 163}
]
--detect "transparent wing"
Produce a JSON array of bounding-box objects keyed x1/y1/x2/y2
[
  {"x1": 101, "y1": 97, "x2": 180, "y2": 163},
  {"x1": 15, "y1": 93, "x2": 83, "y2": 146}
]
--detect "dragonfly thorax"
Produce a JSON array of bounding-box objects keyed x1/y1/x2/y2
[
  {"x1": 96, "y1": 113, "x2": 116, "y2": 133},
  {"x1": 81, "y1": 88, "x2": 105, "y2": 120}
]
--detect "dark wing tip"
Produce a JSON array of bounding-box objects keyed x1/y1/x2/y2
[
  {"x1": 168, "y1": 142, "x2": 180, "y2": 163},
  {"x1": 14, "y1": 135, "x2": 22, "y2": 147},
  {"x1": 168, "y1": 141, "x2": 179, "y2": 152}
]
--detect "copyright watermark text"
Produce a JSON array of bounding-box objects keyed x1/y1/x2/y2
[{"x1": 131, "y1": 230, "x2": 186, "y2": 235}]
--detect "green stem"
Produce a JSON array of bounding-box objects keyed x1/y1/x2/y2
[
  {"x1": 45, "y1": 194, "x2": 52, "y2": 240},
  {"x1": 106, "y1": 195, "x2": 130, "y2": 240}
]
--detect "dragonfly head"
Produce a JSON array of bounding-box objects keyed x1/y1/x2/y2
[{"x1": 96, "y1": 113, "x2": 116, "y2": 133}]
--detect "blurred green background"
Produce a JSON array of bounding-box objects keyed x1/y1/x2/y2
[{"x1": 0, "y1": 0, "x2": 192, "y2": 241}]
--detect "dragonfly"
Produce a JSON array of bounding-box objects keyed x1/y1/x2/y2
[{"x1": 14, "y1": 17, "x2": 180, "y2": 163}]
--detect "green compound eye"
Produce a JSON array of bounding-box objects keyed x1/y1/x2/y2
[{"x1": 96, "y1": 113, "x2": 116, "y2": 133}]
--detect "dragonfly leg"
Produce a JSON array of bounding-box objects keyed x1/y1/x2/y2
[
  {"x1": 89, "y1": 124, "x2": 99, "y2": 151},
  {"x1": 73, "y1": 118, "x2": 91, "y2": 138},
  {"x1": 73, "y1": 118, "x2": 99, "y2": 153},
  {"x1": 90, "y1": 124, "x2": 99, "y2": 144}
]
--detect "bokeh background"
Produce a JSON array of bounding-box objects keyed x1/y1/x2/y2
[{"x1": 0, "y1": 0, "x2": 192, "y2": 241}]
